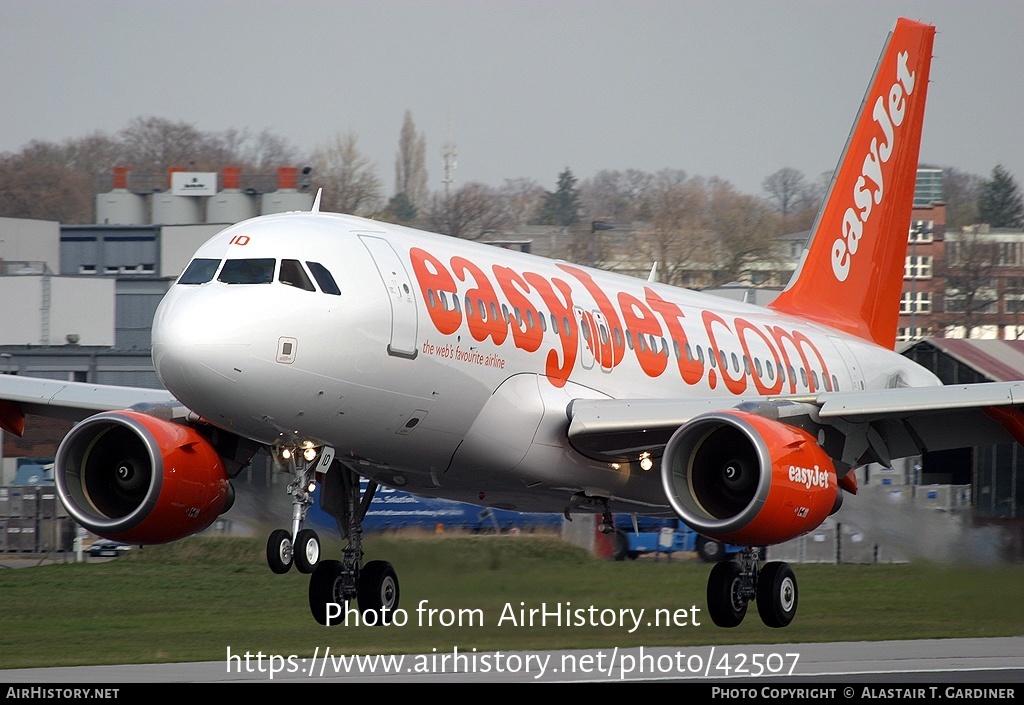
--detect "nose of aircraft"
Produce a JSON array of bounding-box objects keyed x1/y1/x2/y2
[{"x1": 151, "y1": 286, "x2": 254, "y2": 416}]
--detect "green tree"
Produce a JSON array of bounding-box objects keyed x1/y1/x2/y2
[
  {"x1": 536, "y1": 168, "x2": 581, "y2": 226},
  {"x1": 978, "y1": 164, "x2": 1023, "y2": 228},
  {"x1": 379, "y1": 192, "x2": 417, "y2": 223}
]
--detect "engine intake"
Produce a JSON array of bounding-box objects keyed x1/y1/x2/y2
[
  {"x1": 55, "y1": 411, "x2": 231, "y2": 544},
  {"x1": 661, "y1": 410, "x2": 837, "y2": 546}
]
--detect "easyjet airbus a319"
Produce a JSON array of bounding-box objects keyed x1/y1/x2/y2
[{"x1": 0, "y1": 19, "x2": 1019, "y2": 628}]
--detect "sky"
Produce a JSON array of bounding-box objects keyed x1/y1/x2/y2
[{"x1": 1, "y1": 0, "x2": 1022, "y2": 197}]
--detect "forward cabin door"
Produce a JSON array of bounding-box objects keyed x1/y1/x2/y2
[{"x1": 359, "y1": 234, "x2": 419, "y2": 359}]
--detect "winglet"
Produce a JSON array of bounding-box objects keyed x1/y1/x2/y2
[
  {"x1": 311, "y1": 188, "x2": 323, "y2": 213},
  {"x1": 768, "y1": 18, "x2": 935, "y2": 350}
]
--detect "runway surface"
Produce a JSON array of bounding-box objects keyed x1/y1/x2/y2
[{"x1": 1, "y1": 637, "x2": 1022, "y2": 683}]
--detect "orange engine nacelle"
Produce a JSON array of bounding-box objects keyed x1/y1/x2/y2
[
  {"x1": 55, "y1": 411, "x2": 232, "y2": 544},
  {"x1": 661, "y1": 410, "x2": 838, "y2": 546}
]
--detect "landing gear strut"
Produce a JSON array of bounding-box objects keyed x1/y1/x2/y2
[
  {"x1": 265, "y1": 445, "x2": 327, "y2": 575},
  {"x1": 563, "y1": 491, "x2": 615, "y2": 533},
  {"x1": 706, "y1": 547, "x2": 797, "y2": 628},
  {"x1": 308, "y1": 462, "x2": 400, "y2": 625}
]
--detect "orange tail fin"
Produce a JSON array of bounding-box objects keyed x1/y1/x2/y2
[{"x1": 768, "y1": 18, "x2": 935, "y2": 349}]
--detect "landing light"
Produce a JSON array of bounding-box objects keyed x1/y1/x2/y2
[
  {"x1": 639, "y1": 452, "x2": 653, "y2": 472},
  {"x1": 303, "y1": 447, "x2": 317, "y2": 462},
  {"x1": 281, "y1": 448, "x2": 292, "y2": 460}
]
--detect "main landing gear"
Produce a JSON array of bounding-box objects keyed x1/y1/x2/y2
[
  {"x1": 307, "y1": 461, "x2": 400, "y2": 626},
  {"x1": 265, "y1": 445, "x2": 325, "y2": 575},
  {"x1": 706, "y1": 547, "x2": 797, "y2": 629}
]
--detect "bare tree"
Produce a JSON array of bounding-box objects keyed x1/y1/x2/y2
[
  {"x1": 642, "y1": 174, "x2": 714, "y2": 287},
  {"x1": 580, "y1": 168, "x2": 661, "y2": 222},
  {"x1": 763, "y1": 166, "x2": 820, "y2": 231},
  {"x1": 204, "y1": 127, "x2": 304, "y2": 171},
  {"x1": 312, "y1": 132, "x2": 383, "y2": 215},
  {"x1": 938, "y1": 228, "x2": 1001, "y2": 338},
  {"x1": 705, "y1": 179, "x2": 783, "y2": 286},
  {"x1": 0, "y1": 151, "x2": 92, "y2": 223},
  {"x1": 119, "y1": 116, "x2": 213, "y2": 172},
  {"x1": 394, "y1": 111, "x2": 428, "y2": 212},
  {"x1": 497, "y1": 177, "x2": 545, "y2": 226},
  {"x1": 427, "y1": 182, "x2": 511, "y2": 239},
  {"x1": 762, "y1": 167, "x2": 805, "y2": 217},
  {"x1": 943, "y1": 167, "x2": 983, "y2": 229}
]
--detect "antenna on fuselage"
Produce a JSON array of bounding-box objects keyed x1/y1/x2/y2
[
  {"x1": 311, "y1": 188, "x2": 323, "y2": 213},
  {"x1": 647, "y1": 261, "x2": 658, "y2": 283}
]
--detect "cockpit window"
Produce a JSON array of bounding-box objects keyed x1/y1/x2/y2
[
  {"x1": 306, "y1": 261, "x2": 341, "y2": 296},
  {"x1": 178, "y1": 258, "x2": 221, "y2": 285},
  {"x1": 218, "y1": 258, "x2": 276, "y2": 284},
  {"x1": 279, "y1": 259, "x2": 316, "y2": 291}
]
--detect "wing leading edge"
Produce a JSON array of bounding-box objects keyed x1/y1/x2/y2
[
  {"x1": 566, "y1": 381, "x2": 1024, "y2": 468},
  {"x1": 0, "y1": 374, "x2": 177, "y2": 436}
]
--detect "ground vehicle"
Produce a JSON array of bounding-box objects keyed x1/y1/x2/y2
[
  {"x1": 86, "y1": 539, "x2": 132, "y2": 558},
  {"x1": 611, "y1": 516, "x2": 741, "y2": 562}
]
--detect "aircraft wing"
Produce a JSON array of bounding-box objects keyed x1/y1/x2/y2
[
  {"x1": 567, "y1": 381, "x2": 1024, "y2": 468},
  {"x1": 0, "y1": 374, "x2": 177, "y2": 436}
]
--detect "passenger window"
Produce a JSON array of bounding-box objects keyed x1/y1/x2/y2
[
  {"x1": 218, "y1": 258, "x2": 275, "y2": 284},
  {"x1": 280, "y1": 259, "x2": 315, "y2": 291},
  {"x1": 178, "y1": 258, "x2": 220, "y2": 285},
  {"x1": 306, "y1": 262, "x2": 341, "y2": 295}
]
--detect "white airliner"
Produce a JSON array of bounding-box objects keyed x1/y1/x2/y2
[{"x1": 0, "y1": 18, "x2": 1020, "y2": 628}]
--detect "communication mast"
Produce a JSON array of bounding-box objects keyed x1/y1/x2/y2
[{"x1": 441, "y1": 112, "x2": 458, "y2": 198}]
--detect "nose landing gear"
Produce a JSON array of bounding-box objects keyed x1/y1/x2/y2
[{"x1": 265, "y1": 445, "x2": 328, "y2": 575}]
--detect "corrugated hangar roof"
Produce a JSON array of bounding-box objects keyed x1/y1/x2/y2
[{"x1": 914, "y1": 339, "x2": 1024, "y2": 382}]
